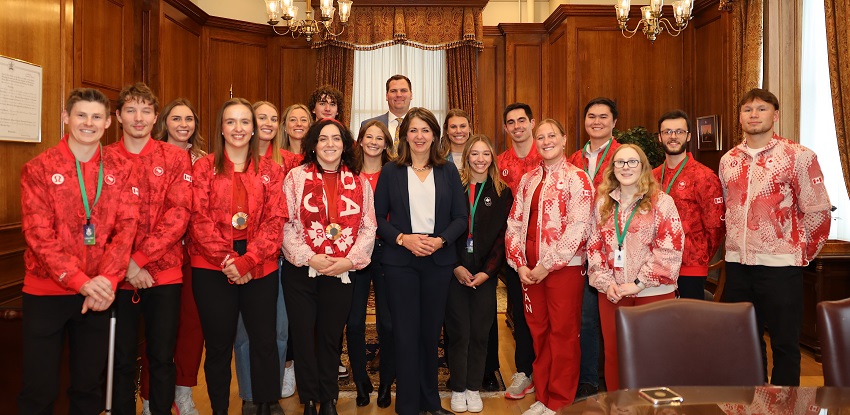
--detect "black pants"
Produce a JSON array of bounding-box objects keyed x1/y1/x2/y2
[
  {"x1": 385, "y1": 258, "x2": 452, "y2": 415},
  {"x1": 677, "y1": 275, "x2": 707, "y2": 300},
  {"x1": 347, "y1": 240, "x2": 395, "y2": 385},
  {"x1": 193, "y1": 267, "x2": 280, "y2": 410},
  {"x1": 503, "y1": 265, "x2": 535, "y2": 375},
  {"x1": 446, "y1": 274, "x2": 497, "y2": 392},
  {"x1": 483, "y1": 314, "x2": 500, "y2": 375},
  {"x1": 19, "y1": 294, "x2": 109, "y2": 415},
  {"x1": 112, "y1": 284, "x2": 182, "y2": 415},
  {"x1": 282, "y1": 262, "x2": 354, "y2": 403},
  {"x1": 723, "y1": 262, "x2": 803, "y2": 386}
]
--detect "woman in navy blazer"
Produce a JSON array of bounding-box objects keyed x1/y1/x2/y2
[{"x1": 374, "y1": 107, "x2": 467, "y2": 415}]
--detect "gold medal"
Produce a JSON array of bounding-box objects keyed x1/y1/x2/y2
[
  {"x1": 232, "y1": 212, "x2": 248, "y2": 230},
  {"x1": 325, "y1": 223, "x2": 342, "y2": 241}
]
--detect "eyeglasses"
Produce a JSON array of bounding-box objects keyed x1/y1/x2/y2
[
  {"x1": 660, "y1": 129, "x2": 689, "y2": 137},
  {"x1": 613, "y1": 159, "x2": 641, "y2": 169}
]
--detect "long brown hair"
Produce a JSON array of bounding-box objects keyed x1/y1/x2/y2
[
  {"x1": 394, "y1": 107, "x2": 446, "y2": 167},
  {"x1": 281, "y1": 103, "x2": 312, "y2": 153},
  {"x1": 439, "y1": 108, "x2": 472, "y2": 158},
  {"x1": 356, "y1": 119, "x2": 395, "y2": 170},
  {"x1": 460, "y1": 135, "x2": 507, "y2": 197},
  {"x1": 596, "y1": 144, "x2": 659, "y2": 225},
  {"x1": 213, "y1": 98, "x2": 259, "y2": 174},
  {"x1": 155, "y1": 98, "x2": 206, "y2": 161},
  {"x1": 253, "y1": 100, "x2": 282, "y2": 166}
]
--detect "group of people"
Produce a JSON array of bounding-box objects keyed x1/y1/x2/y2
[{"x1": 19, "y1": 71, "x2": 832, "y2": 415}]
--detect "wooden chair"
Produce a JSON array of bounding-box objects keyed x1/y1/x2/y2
[
  {"x1": 707, "y1": 259, "x2": 726, "y2": 302},
  {"x1": 817, "y1": 297, "x2": 850, "y2": 387},
  {"x1": 616, "y1": 298, "x2": 764, "y2": 389}
]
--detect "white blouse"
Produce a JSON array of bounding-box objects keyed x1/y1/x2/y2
[{"x1": 407, "y1": 167, "x2": 436, "y2": 234}]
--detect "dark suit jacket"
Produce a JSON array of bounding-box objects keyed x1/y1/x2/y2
[
  {"x1": 374, "y1": 161, "x2": 468, "y2": 267},
  {"x1": 360, "y1": 112, "x2": 390, "y2": 130}
]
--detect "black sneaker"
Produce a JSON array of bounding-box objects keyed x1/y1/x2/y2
[{"x1": 574, "y1": 383, "x2": 598, "y2": 402}]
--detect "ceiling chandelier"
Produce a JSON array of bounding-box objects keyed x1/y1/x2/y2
[
  {"x1": 264, "y1": 0, "x2": 353, "y2": 43},
  {"x1": 614, "y1": 0, "x2": 694, "y2": 42}
]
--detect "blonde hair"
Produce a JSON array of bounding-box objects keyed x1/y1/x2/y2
[
  {"x1": 597, "y1": 144, "x2": 659, "y2": 225},
  {"x1": 281, "y1": 104, "x2": 312, "y2": 153},
  {"x1": 460, "y1": 135, "x2": 507, "y2": 197},
  {"x1": 252, "y1": 101, "x2": 282, "y2": 166}
]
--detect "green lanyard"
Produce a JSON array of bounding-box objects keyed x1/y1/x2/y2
[
  {"x1": 583, "y1": 139, "x2": 612, "y2": 178},
  {"x1": 660, "y1": 155, "x2": 689, "y2": 194},
  {"x1": 614, "y1": 199, "x2": 639, "y2": 251},
  {"x1": 75, "y1": 144, "x2": 104, "y2": 224},
  {"x1": 466, "y1": 178, "x2": 486, "y2": 237}
]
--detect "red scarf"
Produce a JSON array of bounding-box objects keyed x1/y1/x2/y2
[{"x1": 300, "y1": 163, "x2": 364, "y2": 258}]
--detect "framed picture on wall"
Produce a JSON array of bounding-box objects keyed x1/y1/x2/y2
[{"x1": 697, "y1": 115, "x2": 721, "y2": 151}]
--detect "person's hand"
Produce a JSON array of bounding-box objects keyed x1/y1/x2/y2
[
  {"x1": 318, "y1": 257, "x2": 354, "y2": 276},
  {"x1": 80, "y1": 275, "x2": 115, "y2": 313},
  {"x1": 308, "y1": 254, "x2": 335, "y2": 271},
  {"x1": 606, "y1": 284, "x2": 622, "y2": 304},
  {"x1": 81, "y1": 295, "x2": 113, "y2": 313},
  {"x1": 529, "y1": 265, "x2": 550, "y2": 284},
  {"x1": 126, "y1": 258, "x2": 141, "y2": 280},
  {"x1": 420, "y1": 236, "x2": 444, "y2": 254},
  {"x1": 127, "y1": 268, "x2": 154, "y2": 289},
  {"x1": 453, "y1": 266, "x2": 474, "y2": 286},
  {"x1": 618, "y1": 281, "x2": 642, "y2": 297},
  {"x1": 468, "y1": 272, "x2": 490, "y2": 288},
  {"x1": 401, "y1": 234, "x2": 437, "y2": 257},
  {"x1": 233, "y1": 272, "x2": 253, "y2": 285},
  {"x1": 518, "y1": 266, "x2": 534, "y2": 285}
]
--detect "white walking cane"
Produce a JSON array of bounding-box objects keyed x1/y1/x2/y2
[{"x1": 104, "y1": 307, "x2": 117, "y2": 413}]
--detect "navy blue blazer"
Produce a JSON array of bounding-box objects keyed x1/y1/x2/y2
[
  {"x1": 360, "y1": 112, "x2": 390, "y2": 130},
  {"x1": 374, "y1": 161, "x2": 468, "y2": 267}
]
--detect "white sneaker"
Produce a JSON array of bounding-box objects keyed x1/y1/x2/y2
[
  {"x1": 465, "y1": 390, "x2": 483, "y2": 413},
  {"x1": 141, "y1": 398, "x2": 151, "y2": 415},
  {"x1": 281, "y1": 362, "x2": 296, "y2": 398},
  {"x1": 505, "y1": 372, "x2": 535, "y2": 399},
  {"x1": 173, "y1": 386, "x2": 199, "y2": 415},
  {"x1": 450, "y1": 390, "x2": 468, "y2": 413},
  {"x1": 521, "y1": 401, "x2": 546, "y2": 415},
  {"x1": 541, "y1": 405, "x2": 556, "y2": 415}
]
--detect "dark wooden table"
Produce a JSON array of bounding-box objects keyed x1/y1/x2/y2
[{"x1": 559, "y1": 386, "x2": 850, "y2": 414}]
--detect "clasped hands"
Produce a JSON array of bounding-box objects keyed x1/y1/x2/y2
[
  {"x1": 453, "y1": 266, "x2": 489, "y2": 288},
  {"x1": 518, "y1": 265, "x2": 549, "y2": 285},
  {"x1": 308, "y1": 254, "x2": 354, "y2": 276},
  {"x1": 605, "y1": 282, "x2": 642, "y2": 304},
  {"x1": 222, "y1": 258, "x2": 253, "y2": 285},
  {"x1": 400, "y1": 234, "x2": 442, "y2": 257}
]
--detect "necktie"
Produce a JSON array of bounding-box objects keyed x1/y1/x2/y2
[{"x1": 394, "y1": 117, "x2": 402, "y2": 154}]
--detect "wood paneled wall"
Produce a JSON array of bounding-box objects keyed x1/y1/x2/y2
[{"x1": 479, "y1": 27, "x2": 505, "y2": 151}]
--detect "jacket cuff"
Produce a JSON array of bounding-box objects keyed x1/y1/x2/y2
[
  {"x1": 131, "y1": 251, "x2": 151, "y2": 268},
  {"x1": 67, "y1": 271, "x2": 92, "y2": 293},
  {"x1": 233, "y1": 255, "x2": 258, "y2": 277}
]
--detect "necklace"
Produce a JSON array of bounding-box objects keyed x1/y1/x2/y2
[{"x1": 411, "y1": 164, "x2": 431, "y2": 172}]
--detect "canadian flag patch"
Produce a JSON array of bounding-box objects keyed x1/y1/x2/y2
[
  {"x1": 105, "y1": 175, "x2": 116, "y2": 185},
  {"x1": 262, "y1": 175, "x2": 270, "y2": 184},
  {"x1": 714, "y1": 197, "x2": 723, "y2": 204},
  {"x1": 132, "y1": 187, "x2": 140, "y2": 196},
  {"x1": 153, "y1": 166, "x2": 164, "y2": 177},
  {"x1": 671, "y1": 217, "x2": 681, "y2": 223},
  {"x1": 583, "y1": 189, "x2": 591, "y2": 197},
  {"x1": 812, "y1": 176, "x2": 824, "y2": 185},
  {"x1": 184, "y1": 173, "x2": 192, "y2": 183}
]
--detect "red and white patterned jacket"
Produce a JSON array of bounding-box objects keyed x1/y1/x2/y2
[
  {"x1": 588, "y1": 189, "x2": 684, "y2": 297},
  {"x1": 652, "y1": 153, "x2": 726, "y2": 276},
  {"x1": 719, "y1": 134, "x2": 831, "y2": 267},
  {"x1": 22, "y1": 136, "x2": 141, "y2": 295},
  {"x1": 189, "y1": 154, "x2": 286, "y2": 279},
  {"x1": 505, "y1": 157, "x2": 595, "y2": 272},
  {"x1": 568, "y1": 139, "x2": 621, "y2": 188},
  {"x1": 281, "y1": 165, "x2": 377, "y2": 281},
  {"x1": 497, "y1": 144, "x2": 542, "y2": 195},
  {"x1": 108, "y1": 138, "x2": 192, "y2": 288}
]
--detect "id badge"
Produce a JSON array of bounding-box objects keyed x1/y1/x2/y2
[
  {"x1": 466, "y1": 238, "x2": 474, "y2": 254},
  {"x1": 83, "y1": 223, "x2": 96, "y2": 246},
  {"x1": 614, "y1": 247, "x2": 625, "y2": 268}
]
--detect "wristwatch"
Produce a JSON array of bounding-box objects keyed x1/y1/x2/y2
[
  {"x1": 438, "y1": 236, "x2": 447, "y2": 247},
  {"x1": 396, "y1": 233, "x2": 405, "y2": 246},
  {"x1": 634, "y1": 278, "x2": 646, "y2": 290}
]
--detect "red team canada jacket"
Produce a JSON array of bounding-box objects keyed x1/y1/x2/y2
[
  {"x1": 108, "y1": 138, "x2": 193, "y2": 288},
  {"x1": 719, "y1": 135, "x2": 831, "y2": 267},
  {"x1": 568, "y1": 139, "x2": 621, "y2": 188},
  {"x1": 497, "y1": 145, "x2": 542, "y2": 194},
  {"x1": 652, "y1": 153, "x2": 726, "y2": 276},
  {"x1": 588, "y1": 189, "x2": 685, "y2": 296},
  {"x1": 505, "y1": 158, "x2": 595, "y2": 272},
  {"x1": 21, "y1": 135, "x2": 141, "y2": 295},
  {"x1": 189, "y1": 154, "x2": 286, "y2": 278}
]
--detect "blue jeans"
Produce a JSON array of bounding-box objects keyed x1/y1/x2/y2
[
  {"x1": 234, "y1": 262, "x2": 289, "y2": 401},
  {"x1": 579, "y1": 275, "x2": 600, "y2": 386}
]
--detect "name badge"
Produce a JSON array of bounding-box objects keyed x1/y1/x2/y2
[
  {"x1": 466, "y1": 238, "x2": 474, "y2": 254},
  {"x1": 83, "y1": 223, "x2": 96, "y2": 246},
  {"x1": 614, "y1": 248, "x2": 625, "y2": 268}
]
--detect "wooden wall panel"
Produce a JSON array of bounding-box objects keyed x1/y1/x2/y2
[
  {"x1": 278, "y1": 41, "x2": 318, "y2": 109},
  {"x1": 547, "y1": 26, "x2": 567, "y2": 131},
  {"x1": 158, "y1": 3, "x2": 203, "y2": 110},
  {"x1": 503, "y1": 28, "x2": 546, "y2": 130},
  {"x1": 204, "y1": 28, "x2": 269, "y2": 140},
  {"x1": 689, "y1": 9, "x2": 728, "y2": 172},
  {"x1": 478, "y1": 28, "x2": 505, "y2": 151}
]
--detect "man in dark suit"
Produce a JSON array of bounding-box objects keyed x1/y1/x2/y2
[{"x1": 360, "y1": 74, "x2": 413, "y2": 155}]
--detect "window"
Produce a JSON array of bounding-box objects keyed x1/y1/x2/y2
[
  {"x1": 350, "y1": 44, "x2": 448, "y2": 133},
  {"x1": 800, "y1": 0, "x2": 848, "y2": 241}
]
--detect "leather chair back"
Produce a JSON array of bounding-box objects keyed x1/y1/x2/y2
[
  {"x1": 817, "y1": 297, "x2": 850, "y2": 387},
  {"x1": 616, "y1": 298, "x2": 764, "y2": 389}
]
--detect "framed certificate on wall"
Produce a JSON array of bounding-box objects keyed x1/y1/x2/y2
[{"x1": 0, "y1": 55, "x2": 42, "y2": 143}]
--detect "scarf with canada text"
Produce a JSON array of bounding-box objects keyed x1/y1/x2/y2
[{"x1": 300, "y1": 164, "x2": 364, "y2": 267}]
